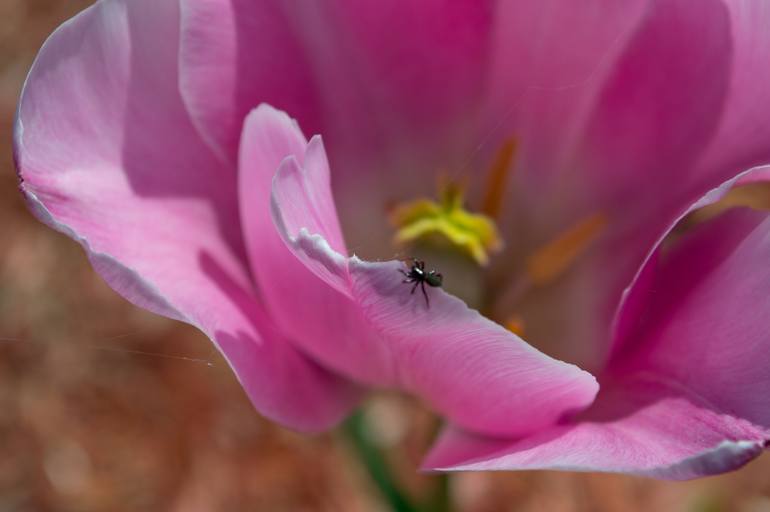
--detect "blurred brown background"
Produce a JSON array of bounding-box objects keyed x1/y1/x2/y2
[{"x1": 1, "y1": 2, "x2": 770, "y2": 511}]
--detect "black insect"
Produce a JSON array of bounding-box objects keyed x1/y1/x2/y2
[{"x1": 399, "y1": 259, "x2": 443, "y2": 306}]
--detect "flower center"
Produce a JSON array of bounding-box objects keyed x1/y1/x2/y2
[
  {"x1": 389, "y1": 139, "x2": 608, "y2": 339},
  {"x1": 390, "y1": 180, "x2": 502, "y2": 266}
]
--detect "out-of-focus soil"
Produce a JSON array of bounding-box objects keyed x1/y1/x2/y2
[{"x1": 1, "y1": 2, "x2": 769, "y2": 511}]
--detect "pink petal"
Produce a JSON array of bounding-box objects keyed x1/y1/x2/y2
[
  {"x1": 611, "y1": 165, "x2": 770, "y2": 359},
  {"x1": 179, "y1": 0, "x2": 323, "y2": 165},
  {"x1": 238, "y1": 105, "x2": 375, "y2": 381},
  {"x1": 179, "y1": 0, "x2": 491, "y2": 171},
  {"x1": 500, "y1": 0, "x2": 770, "y2": 368},
  {"x1": 694, "y1": 2, "x2": 770, "y2": 186},
  {"x1": 558, "y1": 0, "x2": 735, "y2": 365},
  {"x1": 426, "y1": 208, "x2": 770, "y2": 478},
  {"x1": 239, "y1": 106, "x2": 389, "y2": 407},
  {"x1": 14, "y1": 0, "x2": 356, "y2": 430},
  {"x1": 481, "y1": 0, "x2": 648, "y2": 200},
  {"x1": 612, "y1": 207, "x2": 770, "y2": 427},
  {"x1": 590, "y1": 0, "x2": 770, "y2": 351},
  {"x1": 268, "y1": 133, "x2": 599, "y2": 437},
  {"x1": 570, "y1": 0, "x2": 732, "y2": 216},
  {"x1": 424, "y1": 376, "x2": 767, "y2": 479},
  {"x1": 346, "y1": 256, "x2": 599, "y2": 438}
]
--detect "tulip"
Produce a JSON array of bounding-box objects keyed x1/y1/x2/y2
[{"x1": 15, "y1": 0, "x2": 770, "y2": 480}]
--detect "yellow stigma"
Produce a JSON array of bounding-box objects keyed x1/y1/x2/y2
[{"x1": 391, "y1": 180, "x2": 502, "y2": 266}]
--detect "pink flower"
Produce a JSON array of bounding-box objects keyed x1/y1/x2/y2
[{"x1": 14, "y1": 0, "x2": 770, "y2": 479}]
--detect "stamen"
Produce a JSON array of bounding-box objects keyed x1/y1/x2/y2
[
  {"x1": 481, "y1": 138, "x2": 517, "y2": 220},
  {"x1": 391, "y1": 181, "x2": 502, "y2": 266},
  {"x1": 683, "y1": 182, "x2": 770, "y2": 228},
  {"x1": 527, "y1": 213, "x2": 607, "y2": 286},
  {"x1": 504, "y1": 314, "x2": 526, "y2": 337}
]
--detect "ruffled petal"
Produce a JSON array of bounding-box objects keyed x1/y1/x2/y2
[
  {"x1": 267, "y1": 129, "x2": 599, "y2": 437},
  {"x1": 238, "y1": 105, "x2": 375, "y2": 379},
  {"x1": 14, "y1": 0, "x2": 356, "y2": 430}
]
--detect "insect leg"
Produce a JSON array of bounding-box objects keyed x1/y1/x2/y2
[
  {"x1": 421, "y1": 281, "x2": 429, "y2": 307},
  {"x1": 411, "y1": 281, "x2": 419, "y2": 294}
]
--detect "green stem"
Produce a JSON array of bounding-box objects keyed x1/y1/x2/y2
[
  {"x1": 342, "y1": 410, "x2": 419, "y2": 512},
  {"x1": 426, "y1": 473, "x2": 452, "y2": 512}
]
